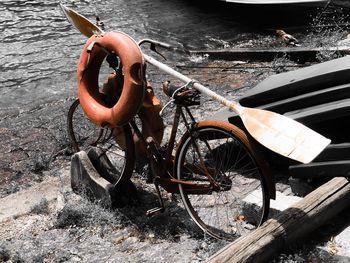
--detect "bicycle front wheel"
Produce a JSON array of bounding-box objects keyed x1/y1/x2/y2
[
  {"x1": 67, "y1": 98, "x2": 135, "y2": 185},
  {"x1": 175, "y1": 120, "x2": 270, "y2": 241}
]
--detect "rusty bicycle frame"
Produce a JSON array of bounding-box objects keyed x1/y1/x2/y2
[
  {"x1": 66, "y1": 35, "x2": 274, "y2": 238},
  {"x1": 128, "y1": 79, "x2": 216, "y2": 215}
]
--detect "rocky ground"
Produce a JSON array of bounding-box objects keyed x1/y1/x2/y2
[{"x1": 1, "y1": 56, "x2": 349, "y2": 262}]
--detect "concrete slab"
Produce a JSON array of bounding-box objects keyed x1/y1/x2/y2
[
  {"x1": 334, "y1": 227, "x2": 350, "y2": 257},
  {"x1": 0, "y1": 173, "x2": 70, "y2": 223}
]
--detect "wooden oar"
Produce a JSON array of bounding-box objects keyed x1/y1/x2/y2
[
  {"x1": 59, "y1": 4, "x2": 103, "y2": 38},
  {"x1": 59, "y1": 4, "x2": 331, "y2": 164}
]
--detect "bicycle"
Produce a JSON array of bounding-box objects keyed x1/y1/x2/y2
[{"x1": 67, "y1": 39, "x2": 271, "y2": 241}]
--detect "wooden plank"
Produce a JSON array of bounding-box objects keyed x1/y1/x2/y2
[{"x1": 206, "y1": 177, "x2": 350, "y2": 263}]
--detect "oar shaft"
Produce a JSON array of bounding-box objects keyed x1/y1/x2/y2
[{"x1": 144, "y1": 54, "x2": 243, "y2": 114}]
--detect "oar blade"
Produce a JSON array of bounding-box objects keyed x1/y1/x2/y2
[
  {"x1": 241, "y1": 107, "x2": 331, "y2": 164},
  {"x1": 59, "y1": 4, "x2": 103, "y2": 38}
]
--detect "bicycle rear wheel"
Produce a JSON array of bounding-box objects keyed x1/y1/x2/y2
[
  {"x1": 67, "y1": 98, "x2": 135, "y2": 185},
  {"x1": 175, "y1": 120, "x2": 270, "y2": 241}
]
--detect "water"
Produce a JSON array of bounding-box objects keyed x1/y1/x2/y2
[{"x1": 0, "y1": 0, "x2": 255, "y2": 114}]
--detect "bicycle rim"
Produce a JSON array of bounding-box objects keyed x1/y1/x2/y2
[{"x1": 176, "y1": 122, "x2": 269, "y2": 241}]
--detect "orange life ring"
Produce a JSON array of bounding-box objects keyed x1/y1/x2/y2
[{"x1": 77, "y1": 31, "x2": 145, "y2": 127}]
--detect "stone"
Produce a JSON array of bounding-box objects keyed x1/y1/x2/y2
[
  {"x1": 70, "y1": 150, "x2": 138, "y2": 209},
  {"x1": 70, "y1": 151, "x2": 115, "y2": 208}
]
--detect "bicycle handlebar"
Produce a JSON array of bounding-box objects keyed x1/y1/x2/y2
[{"x1": 138, "y1": 38, "x2": 171, "y2": 49}]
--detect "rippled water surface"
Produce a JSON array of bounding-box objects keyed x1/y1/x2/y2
[{"x1": 0, "y1": 0, "x2": 255, "y2": 112}]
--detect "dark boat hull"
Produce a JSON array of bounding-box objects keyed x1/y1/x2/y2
[{"x1": 212, "y1": 56, "x2": 350, "y2": 173}]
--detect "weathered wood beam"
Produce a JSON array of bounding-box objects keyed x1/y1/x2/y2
[
  {"x1": 206, "y1": 177, "x2": 350, "y2": 263},
  {"x1": 189, "y1": 47, "x2": 350, "y2": 63}
]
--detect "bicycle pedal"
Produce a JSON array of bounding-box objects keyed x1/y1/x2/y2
[{"x1": 146, "y1": 207, "x2": 164, "y2": 217}]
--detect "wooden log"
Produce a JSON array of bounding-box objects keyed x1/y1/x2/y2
[
  {"x1": 189, "y1": 47, "x2": 350, "y2": 63},
  {"x1": 206, "y1": 177, "x2": 350, "y2": 263}
]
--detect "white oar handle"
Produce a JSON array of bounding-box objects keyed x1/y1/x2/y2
[{"x1": 143, "y1": 54, "x2": 243, "y2": 115}]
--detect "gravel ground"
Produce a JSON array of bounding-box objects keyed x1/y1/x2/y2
[{"x1": 1, "y1": 56, "x2": 349, "y2": 262}]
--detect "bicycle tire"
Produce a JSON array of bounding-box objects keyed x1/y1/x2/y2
[
  {"x1": 175, "y1": 120, "x2": 270, "y2": 241},
  {"x1": 67, "y1": 98, "x2": 135, "y2": 185}
]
